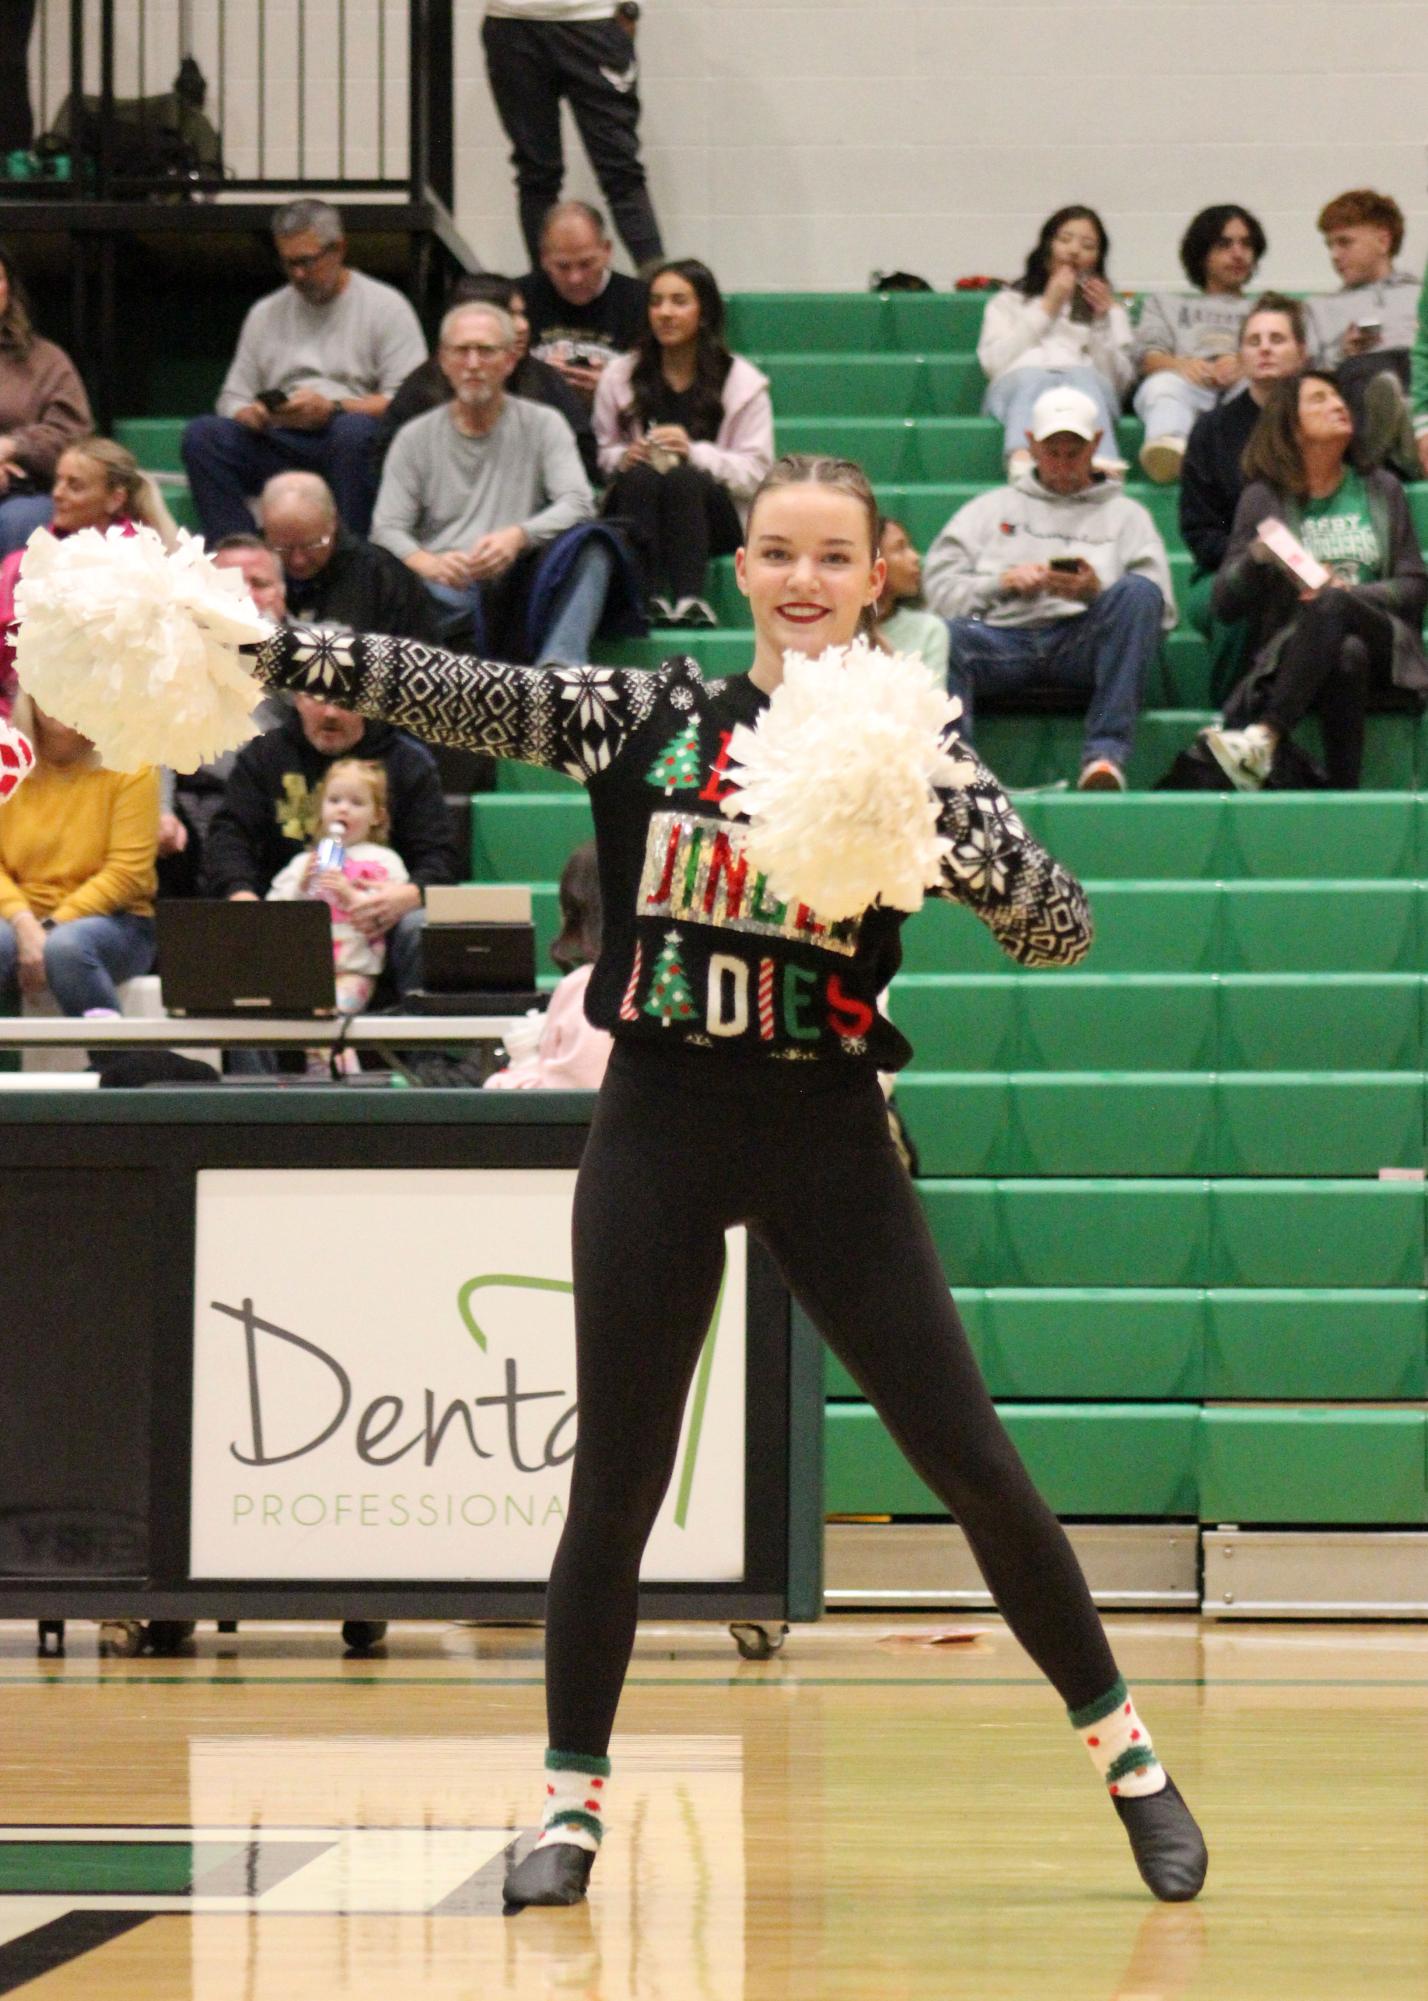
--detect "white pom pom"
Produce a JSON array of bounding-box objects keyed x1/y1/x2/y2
[
  {"x1": 718, "y1": 640, "x2": 977, "y2": 922},
  {"x1": 12, "y1": 525, "x2": 271, "y2": 774}
]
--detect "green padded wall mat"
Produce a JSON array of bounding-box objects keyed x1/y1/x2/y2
[{"x1": 1197, "y1": 1408, "x2": 1428, "y2": 1525}]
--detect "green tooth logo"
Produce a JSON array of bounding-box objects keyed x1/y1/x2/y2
[{"x1": 454, "y1": 1268, "x2": 729, "y2": 1527}]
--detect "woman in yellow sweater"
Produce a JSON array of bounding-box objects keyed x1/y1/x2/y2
[{"x1": 0, "y1": 691, "x2": 158, "y2": 1014}]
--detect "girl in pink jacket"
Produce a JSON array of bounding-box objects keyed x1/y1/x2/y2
[
  {"x1": 594, "y1": 259, "x2": 772, "y2": 627},
  {"x1": 485, "y1": 840, "x2": 612, "y2": 1092}
]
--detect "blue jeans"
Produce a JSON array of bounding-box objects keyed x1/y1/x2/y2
[
  {"x1": 985, "y1": 366, "x2": 1123, "y2": 463},
  {"x1": 1133, "y1": 372, "x2": 1218, "y2": 445},
  {"x1": 0, "y1": 492, "x2": 53, "y2": 557},
  {"x1": 425, "y1": 536, "x2": 615, "y2": 665},
  {"x1": 0, "y1": 910, "x2": 156, "y2": 1014},
  {"x1": 181, "y1": 411, "x2": 383, "y2": 542},
  {"x1": 946, "y1": 574, "x2": 1163, "y2": 769}
]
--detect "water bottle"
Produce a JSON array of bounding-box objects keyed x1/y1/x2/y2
[{"x1": 311, "y1": 823, "x2": 346, "y2": 904}]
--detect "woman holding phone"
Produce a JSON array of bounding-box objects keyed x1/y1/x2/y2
[
  {"x1": 978, "y1": 206, "x2": 1133, "y2": 475},
  {"x1": 1204, "y1": 371, "x2": 1428, "y2": 789},
  {"x1": 246, "y1": 452, "x2": 1208, "y2": 1914}
]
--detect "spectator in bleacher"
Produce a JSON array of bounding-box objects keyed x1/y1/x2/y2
[
  {"x1": 0, "y1": 244, "x2": 93, "y2": 558},
  {"x1": 596, "y1": 258, "x2": 772, "y2": 625},
  {"x1": 181, "y1": 200, "x2": 427, "y2": 544},
  {"x1": 978, "y1": 206, "x2": 1133, "y2": 476},
  {"x1": 924, "y1": 385, "x2": 1174, "y2": 791},
  {"x1": 0, "y1": 690, "x2": 158, "y2": 1016},
  {"x1": 1179, "y1": 294, "x2": 1309, "y2": 703},
  {"x1": 1132, "y1": 204, "x2": 1266, "y2": 484},
  {"x1": 0, "y1": 436, "x2": 176, "y2": 719},
  {"x1": 258, "y1": 471, "x2": 448, "y2": 645},
  {"x1": 1307, "y1": 189, "x2": 1420, "y2": 477},
  {"x1": 521, "y1": 201, "x2": 648, "y2": 404},
  {"x1": 1203, "y1": 371, "x2": 1428, "y2": 791},
  {"x1": 874, "y1": 516, "x2": 949, "y2": 677},
  {"x1": 161, "y1": 534, "x2": 292, "y2": 890},
  {"x1": 202, "y1": 689, "x2": 460, "y2": 1001},
  {"x1": 373, "y1": 271, "x2": 598, "y2": 483},
  {"x1": 485, "y1": 840, "x2": 612, "y2": 1091},
  {"x1": 481, "y1": 1, "x2": 663, "y2": 272},
  {"x1": 372, "y1": 301, "x2": 642, "y2": 662}
]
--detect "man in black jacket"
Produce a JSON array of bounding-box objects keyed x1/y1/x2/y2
[
  {"x1": 259, "y1": 472, "x2": 450, "y2": 644},
  {"x1": 201, "y1": 694, "x2": 461, "y2": 1000}
]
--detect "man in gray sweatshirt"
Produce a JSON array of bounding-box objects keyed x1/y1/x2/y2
[
  {"x1": 924, "y1": 385, "x2": 1174, "y2": 790},
  {"x1": 372, "y1": 301, "x2": 616, "y2": 664}
]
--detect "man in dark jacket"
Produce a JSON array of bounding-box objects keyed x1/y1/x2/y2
[
  {"x1": 258, "y1": 471, "x2": 450, "y2": 644},
  {"x1": 202, "y1": 693, "x2": 461, "y2": 999}
]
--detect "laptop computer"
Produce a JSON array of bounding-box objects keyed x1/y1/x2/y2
[{"x1": 156, "y1": 900, "x2": 338, "y2": 1019}]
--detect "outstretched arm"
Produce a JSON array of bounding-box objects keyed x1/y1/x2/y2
[
  {"x1": 930, "y1": 732, "x2": 1093, "y2": 968},
  {"x1": 252, "y1": 624, "x2": 664, "y2": 781}
]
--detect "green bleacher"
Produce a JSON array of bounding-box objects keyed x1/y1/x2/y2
[{"x1": 118, "y1": 289, "x2": 1428, "y2": 1540}]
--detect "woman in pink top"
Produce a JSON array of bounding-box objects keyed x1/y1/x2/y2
[
  {"x1": 594, "y1": 258, "x2": 772, "y2": 627},
  {"x1": 486, "y1": 840, "x2": 612, "y2": 1091}
]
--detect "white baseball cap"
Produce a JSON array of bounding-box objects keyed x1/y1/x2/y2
[{"x1": 1029, "y1": 386, "x2": 1103, "y2": 442}]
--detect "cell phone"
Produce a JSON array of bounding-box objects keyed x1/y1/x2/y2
[
  {"x1": 1048, "y1": 556, "x2": 1084, "y2": 573},
  {"x1": 255, "y1": 388, "x2": 289, "y2": 411},
  {"x1": 1356, "y1": 319, "x2": 1382, "y2": 344},
  {"x1": 1068, "y1": 280, "x2": 1095, "y2": 325}
]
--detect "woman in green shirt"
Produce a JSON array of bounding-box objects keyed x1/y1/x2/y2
[{"x1": 1203, "y1": 371, "x2": 1428, "y2": 788}]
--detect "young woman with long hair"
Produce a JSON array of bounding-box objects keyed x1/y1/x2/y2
[
  {"x1": 596, "y1": 257, "x2": 772, "y2": 624},
  {"x1": 0, "y1": 243, "x2": 93, "y2": 556},
  {"x1": 978, "y1": 205, "x2": 1133, "y2": 473},
  {"x1": 247, "y1": 451, "x2": 1209, "y2": 1912}
]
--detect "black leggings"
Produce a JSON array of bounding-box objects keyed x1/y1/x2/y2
[
  {"x1": 544, "y1": 1045, "x2": 1119, "y2": 1755},
  {"x1": 1262, "y1": 590, "x2": 1396, "y2": 789},
  {"x1": 604, "y1": 460, "x2": 743, "y2": 601}
]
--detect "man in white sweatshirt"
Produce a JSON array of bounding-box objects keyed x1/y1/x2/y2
[
  {"x1": 482, "y1": 0, "x2": 664, "y2": 270},
  {"x1": 923, "y1": 387, "x2": 1175, "y2": 791}
]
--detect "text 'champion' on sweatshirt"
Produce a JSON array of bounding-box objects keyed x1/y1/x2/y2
[{"x1": 921, "y1": 462, "x2": 1176, "y2": 631}]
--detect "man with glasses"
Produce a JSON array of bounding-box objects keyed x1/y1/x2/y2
[
  {"x1": 258, "y1": 470, "x2": 447, "y2": 645},
  {"x1": 182, "y1": 199, "x2": 427, "y2": 543},
  {"x1": 372, "y1": 300, "x2": 641, "y2": 664}
]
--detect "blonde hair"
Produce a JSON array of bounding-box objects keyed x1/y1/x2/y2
[
  {"x1": 317, "y1": 757, "x2": 389, "y2": 841},
  {"x1": 746, "y1": 453, "x2": 883, "y2": 637},
  {"x1": 59, "y1": 435, "x2": 179, "y2": 549}
]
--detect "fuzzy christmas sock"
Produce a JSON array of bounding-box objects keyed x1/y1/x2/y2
[
  {"x1": 534, "y1": 1749, "x2": 611, "y2": 1853},
  {"x1": 1069, "y1": 1677, "x2": 1167, "y2": 1800}
]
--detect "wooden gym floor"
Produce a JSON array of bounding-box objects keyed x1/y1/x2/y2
[{"x1": 0, "y1": 1613, "x2": 1424, "y2": 1998}]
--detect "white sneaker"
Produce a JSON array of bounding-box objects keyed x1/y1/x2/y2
[
  {"x1": 1203, "y1": 723, "x2": 1274, "y2": 791},
  {"x1": 1139, "y1": 435, "x2": 1187, "y2": 484}
]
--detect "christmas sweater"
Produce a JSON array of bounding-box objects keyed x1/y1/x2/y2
[{"x1": 251, "y1": 628, "x2": 1094, "y2": 1069}]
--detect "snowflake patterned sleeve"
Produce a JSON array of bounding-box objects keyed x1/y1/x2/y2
[
  {"x1": 930, "y1": 731, "x2": 1094, "y2": 969},
  {"x1": 251, "y1": 626, "x2": 664, "y2": 780}
]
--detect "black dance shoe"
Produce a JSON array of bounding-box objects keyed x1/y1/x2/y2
[
  {"x1": 1114, "y1": 1774, "x2": 1208, "y2": 1902},
  {"x1": 503, "y1": 1840, "x2": 596, "y2": 1912}
]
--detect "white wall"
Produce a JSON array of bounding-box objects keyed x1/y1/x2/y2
[
  {"x1": 452, "y1": 0, "x2": 1428, "y2": 294},
  {"x1": 32, "y1": 1, "x2": 1428, "y2": 294}
]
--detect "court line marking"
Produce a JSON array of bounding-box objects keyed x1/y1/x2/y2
[{"x1": 4, "y1": 1673, "x2": 1428, "y2": 1688}]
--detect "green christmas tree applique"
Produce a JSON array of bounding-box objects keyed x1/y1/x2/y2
[
  {"x1": 643, "y1": 929, "x2": 697, "y2": 1028},
  {"x1": 647, "y1": 720, "x2": 702, "y2": 794}
]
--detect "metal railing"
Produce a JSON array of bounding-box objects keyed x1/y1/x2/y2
[{"x1": 17, "y1": 0, "x2": 453, "y2": 204}]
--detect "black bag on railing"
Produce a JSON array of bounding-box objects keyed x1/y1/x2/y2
[{"x1": 39, "y1": 56, "x2": 224, "y2": 189}]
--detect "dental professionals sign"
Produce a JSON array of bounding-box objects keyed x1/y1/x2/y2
[{"x1": 189, "y1": 1169, "x2": 746, "y2": 1582}]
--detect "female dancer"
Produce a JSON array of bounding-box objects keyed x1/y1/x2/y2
[{"x1": 250, "y1": 453, "x2": 1208, "y2": 1909}]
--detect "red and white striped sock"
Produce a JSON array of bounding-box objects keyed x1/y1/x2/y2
[
  {"x1": 1069, "y1": 1678, "x2": 1167, "y2": 1800},
  {"x1": 534, "y1": 1749, "x2": 610, "y2": 1854}
]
